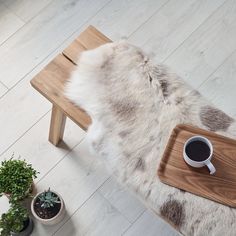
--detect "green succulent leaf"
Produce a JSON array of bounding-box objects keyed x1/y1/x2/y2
[{"x1": 38, "y1": 188, "x2": 60, "y2": 209}]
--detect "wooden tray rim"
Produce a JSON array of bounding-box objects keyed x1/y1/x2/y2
[{"x1": 157, "y1": 124, "x2": 236, "y2": 207}]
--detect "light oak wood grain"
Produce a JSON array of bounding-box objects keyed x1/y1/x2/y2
[
  {"x1": 49, "y1": 105, "x2": 66, "y2": 146},
  {"x1": 54, "y1": 192, "x2": 130, "y2": 236},
  {"x1": 0, "y1": 3, "x2": 24, "y2": 45},
  {"x1": 2, "y1": 0, "x2": 53, "y2": 22},
  {"x1": 98, "y1": 177, "x2": 145, "y2": 223},
  {"x1": 62, "y1": 25, "x2": 112, "y2": 64},
  {"x1": 31, "y1": 26, "x2": 111, "y2": 142},
  {"x1": 129, "y1": 0, "x2": 225, "y2": 62},
  {"x1": 123, "y1": 210, "x2": 180, "y2": 236},
  {"x1": 158, "y1": 124, "x2": 236, "y2": 207},
  {"x1": 30, "y1": 53, "x2": 91, "y2": 131},
  {"x1": 0, "y1": 0, "x2": 109, "y2": 88},
  {"x1": 165, "y1": 0, "x2": 236, "y2": 88},
  {"x1": 198, "y1": 51, "x2": 236, "y2": 118}
]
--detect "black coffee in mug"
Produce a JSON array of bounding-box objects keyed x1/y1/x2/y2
[{"x1": 185, "y1": 140, "x2": 210, "y2": 162}]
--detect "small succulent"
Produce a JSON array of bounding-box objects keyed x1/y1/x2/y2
[{"x1": 38, "y1": 188, "x2": 60, "y2": 209}]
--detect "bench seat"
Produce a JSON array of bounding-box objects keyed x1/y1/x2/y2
[{"x1": 30, "y1": 26, "x2": 111, "y2": 145}]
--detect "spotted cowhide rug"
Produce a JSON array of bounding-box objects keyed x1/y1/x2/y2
[{"x1": 65, "y1": 41, "x2": 236, "y2": 236}]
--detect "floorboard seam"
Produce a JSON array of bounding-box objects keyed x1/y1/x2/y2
[
  {"x1": 0, "y1": 0, "x2": 54, "y2": 46},
  {"x1": 0, "y1": 0, "x2": 112, "y2": 95},
  {"x1": 35, "y1": 135, "x2": 86, "y2": 185},
  {"x1": 197, "y1": 48, "x2": 236, "y2": 89},
  {"x1": 127, "y1": 0, "x2": 171, "y2": 39},
  {"x1": 0, "y1": 109, "x2": 51, "y2": 157},
  {"x1": 162, "y1": 0, "x2": 228, "y2": 63},
  {"x1": 121, "y1": 210, "x2": 146, "y2": 235},
  {"x1": 52, "y1": 176, "x2": 111, "y2": 236},
  {"x1": 0, "y1": 81, "x2": 9, "y2": 89}
]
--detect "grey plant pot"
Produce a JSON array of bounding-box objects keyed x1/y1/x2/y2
[
  {"x1": 11, "y1": 217, "x2": 34, "y2": 236},
  {"x1": 31, "y1": 190, "x2": 65, "y2": 225}
]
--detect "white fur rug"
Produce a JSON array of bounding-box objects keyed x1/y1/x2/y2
[{"x1": 65, "y1": 42, "x2": 236, "y2": 236}]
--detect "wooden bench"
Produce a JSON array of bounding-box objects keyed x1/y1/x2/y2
[{"x1": 30, "y1": 26, "x2": 111, "y2": 146}]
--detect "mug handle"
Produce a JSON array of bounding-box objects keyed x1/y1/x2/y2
[{"x1": 206, "y1": 161, "x2": 216, "y2": 175}]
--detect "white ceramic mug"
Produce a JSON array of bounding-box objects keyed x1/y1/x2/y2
[{"x1": 183, "y1": 136, "x2": 216, "y2": 175}]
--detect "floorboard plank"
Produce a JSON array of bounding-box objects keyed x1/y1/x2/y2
[
  {"x1": 0, "y1": 196, "x2": 9, "y2": 215},
  {"x1": 198, "y1": 51, "x2": 236, "y2": 118},
  {"x1": 0, "y1": 35, "x2": 79, "y2": 156},
  {"x1": 165, "y1": 0, "x2": 236, "y2": 88},
  {"x1": 0, "y1": 0, "x2": 109, "y2": 88},
  {"x1": 123, "y1": 210, "x2": 180, "y2": 236},
  {"x1": 2, "y1": 0, "x2": 53, "y2": 22},
  {"x1": 0, "y1": 112, "x2": 85, "y2": 180},
  {"x1": 0, "y1": 82, "x2": 8, "y2": 97},
  {"x1": 0, "y1": 77, "x2": 50, "y2": 155},
  {"x1": 90, "y1": 0, "x2": 168, "y2": 40},
  {"x1": 0, "y1": 2, "x2": 24, "y2": 45},
  {"x1": 98, "y1": 177, "x2": 145, "y2": 223},
  {"x1": 54, "y1": 192, "x2": 130, "y2": 236},
  {"x1": 129, "y1": 0, "x2": 225, "y2": 62}
]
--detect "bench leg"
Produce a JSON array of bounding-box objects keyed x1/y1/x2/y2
[{"x1": 49, "y1": 105, "x2": 66, "y2": 146}]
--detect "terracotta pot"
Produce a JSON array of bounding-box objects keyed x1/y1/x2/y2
[
  {"x1": 11, "y1": 217, "x2": 34, "y2": 236},
  {"x1": 31, "y1": 190, "x2": 65, "y2": 225}
]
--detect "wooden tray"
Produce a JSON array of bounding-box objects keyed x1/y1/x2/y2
[{"x1": 158, "y1": 124, "x2": 236, "y2": 207}]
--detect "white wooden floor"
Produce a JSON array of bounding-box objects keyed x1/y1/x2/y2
[{"x1": 0, "y1": 0, "x2": 235, "y2": 235}]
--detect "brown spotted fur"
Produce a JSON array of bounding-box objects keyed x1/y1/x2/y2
[{"x1": 66, "y1": 41, "x2": 236, "y2": 236}]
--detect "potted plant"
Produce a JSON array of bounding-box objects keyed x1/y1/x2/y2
[
  {"x1": 31, "y1": 188, "x2": 65, "y2": 225},
  {"x1": 0, "y1": 158, "x2": 38, "y2": 203},
  {"x1": 0, "y1": 203, "x2": 34, "y2": 236}
]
